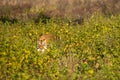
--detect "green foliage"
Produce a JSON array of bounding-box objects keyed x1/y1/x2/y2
[
  {"x1": 0, "y1": 16, "x2": 18, "y2": 24},
  {"x1": 0, "y1": 14, "x2": 120, "y2": 80}
]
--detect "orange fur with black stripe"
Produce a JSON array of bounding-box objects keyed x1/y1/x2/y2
[{"x1": 37, "y1": 34, "x2": 54, "y2": 52}]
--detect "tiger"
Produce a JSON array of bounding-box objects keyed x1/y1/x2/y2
[{"x1": 37, "y1": 34, "x2": 54, "y2": 52}]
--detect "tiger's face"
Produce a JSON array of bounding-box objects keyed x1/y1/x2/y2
[{"x1": 37, "y1": 34, "x2": 54, "y2": 52}]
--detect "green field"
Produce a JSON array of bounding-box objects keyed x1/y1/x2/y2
[{"x1": 0, "y1": 14, "x2": 120, "y2": 80}]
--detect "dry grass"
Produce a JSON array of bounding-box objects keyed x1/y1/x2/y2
[{"x1": 0, "y1": 0, "x2": 120, "y2": 21}]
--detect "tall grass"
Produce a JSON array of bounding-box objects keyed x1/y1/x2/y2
[{"x1": 0, "y1": 14, "x2": 120, "y2": 80}]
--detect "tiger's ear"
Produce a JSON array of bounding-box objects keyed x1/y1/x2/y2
[{"x1": 39, "y1": 34, "x2": 43, "y2": 37}]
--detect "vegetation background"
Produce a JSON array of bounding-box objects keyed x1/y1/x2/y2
[{"x1": 0, "y1": 0, "x2": 120, "y2": 80}]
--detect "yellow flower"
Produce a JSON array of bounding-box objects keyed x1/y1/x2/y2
[
  {"x1": 64, "y1": 45, "x2": 68, "y2": 52},
  {"x1": 29, "y1": 33, "x2": 32, "y2": 36},
  {"x1": 88, "y1": 69, "x2": 94, "y2": 75},
  {"x1": 46, "y1": 32, "x2": 49, "y2": 34},
  {"x1": 38, "y1": 59, "x2": 43, "y2": 65},
  {"x1": 47, "y1": 49, "x2": 50, "y2": 52},
  {"x1": 13, "y1": 35, "x2": 17, "y2": 38},
  {"x1": 35, "y1": 31, "x2": 38, "y2": 35},
  {"x1": 60, "y1": 29, "x2": 63, "y2": 31},
  {"x1": 76, "y1": 43, "x2": 79, "y2": 46},
  {"x1": 84, "y1": 61, "x2": 88, "y2": 64},
  {"x1": 65, "y1": 30, "x2": 68, "y2": 33}
]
